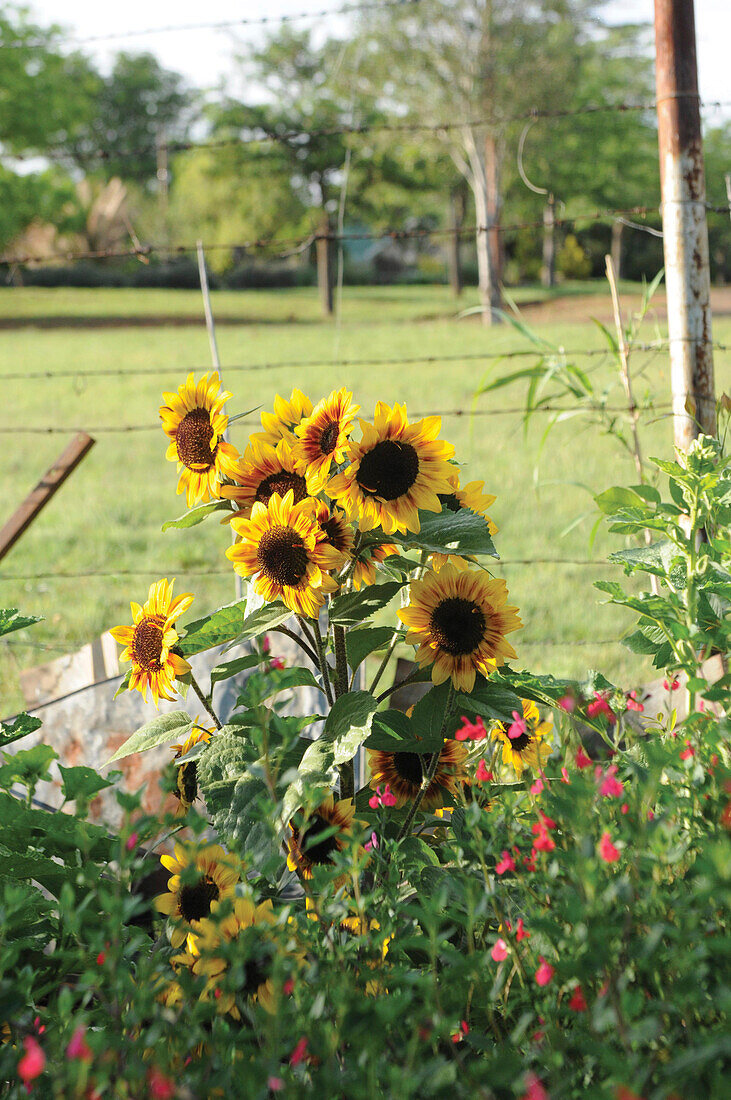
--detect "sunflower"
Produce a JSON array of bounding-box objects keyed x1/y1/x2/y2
[
  {"x1": 398, "y1": 563, "x2": 522, "y2": 692},
  {"x1": 187, "y1": 898, "x2": 282, "y2": 1016},
  {"x1": 491, "y1": 699, "x2": 553, "y2": 777},
  {"x1": 252, "y1": 388, "x2": 313, "y2": 447},
  {"x1": 155, "y1": 842, "x2": 241, "y2": 948},
  {"x1": 367, "y1": 738, "x2": 468, "y2": 810},
  {"x1": 226, "y1": 490, "x2": 343, "y2": 617},
  {"x1": 220, "y1": 438, "x2": 316, "y2": 519},
  {"x1": 292, "y1": 387, "x2": 360, "y2": 492},
  {"x1": 159, "y1": 372, "x2": 240, "y2": 507},
  {"x1": 110, "y1": 578, "x2": 194, "y2": 705},
  {"x1": 309, "y1": 500, "x2": 355, "y2": 560},
  {"x1": 327, "y1": 402, "x2": 455, "y2": 535},
  {"x1": 430, "y1": 472, "x2": 498, "y2": 571},
  {"x1": 171, "y1": 723, "x2": 214, "y2": 816},
  {"x1": 351, "y1": 541, "x2": 399, "y2": 589},
  {"x1": 287, "y1": 795, "x2": 360, "y2": 885}
]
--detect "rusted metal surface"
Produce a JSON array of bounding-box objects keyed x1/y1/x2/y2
[{"x1": 654, "y1": 0, "x2": 715, "y2": 449}]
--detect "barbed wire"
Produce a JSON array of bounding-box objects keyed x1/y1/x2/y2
[
  {"x1": 0, "y1": 340, "x2": 683, "y2": 383},
  {"x1": 0, "y1": 558, "x2": 616, "y2": 583},
  {"x1": 0, "y1": 206, "x2": 669, "y2": 267},
  {"x1": 8, "y1": 97, "x2": 731, "y2": 166},
  {"x1": 0, "y1": 0, "x2": 419, "y2": 50},
  {"x1": 0, "y1": 402, "x2": 676, "y2": 434}
]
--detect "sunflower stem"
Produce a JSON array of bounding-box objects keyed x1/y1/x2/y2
[
  {"x1": 375, "y1": 666, "x2": 426, "y2": 705},
  {"x1": 332, "y1": 625, "x2": 348, "y2": 699},
  {"x1": 270, "y1": 625, "x2": 320, "y2": 669},
  {"x1": 368, "y1": 629, "x2": 401, "y2": 695},
  {"x1": 395, "y1": 683, "x2": 456, "y2": 843},
  {"x1": 189, "y1": 672, "x2": 222, "y2": 730},
  {"x1": 306, "y1": 614, "x2": 334, "y2": 708}
]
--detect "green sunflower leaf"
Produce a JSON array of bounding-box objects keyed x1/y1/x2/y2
[
  {"x1": 178, "y1": 599, "x2": 291, "y2": 655},
  {"x1": 364, "y1": 708, "x2": 413, "y2": 751},
  {"x1": 161, "y1": 500, "x2": 232, "y2": 531},
  {"x1": 395, "y1": 509, "x2": 498, "y2": 558},
  {"x1": 346, "y1": 627, "x2": 399, "y2": 671},
  {"x1": 0, "y1": 608, "x2": 43, "y2": 638},
  {"x1": 210, "y1": 653, "x2": 262, "y2": 686},
  {"x1": 322, "y1": 691, "x2": 379, "y2": 765},
  {"x1": 410, "y1": 681, "x2": 458, "y2": 751},
  {"x1": 1, "y1": 713, "x2": 42, "y2": 750},
  {"x1": 105, "y1": 710, "x2": 193, "y2": 765},
  {"x1": 59, "y1": 765, "x2": 116, "y2": 805},
  {"x1": 329, "y1": 582, "x2": 404, "y2": 627},
  {"x1": 484, "y1": 669, "x2": 574, "y2": 710},
  {"x1": 236, "y1": 666, "x2": 321, "y2": 707},
  {"x1": 113, "y1": 669, "x2": 132, "y2": 699}
]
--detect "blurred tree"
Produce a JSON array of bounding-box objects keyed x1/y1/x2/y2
[
  {"x1": 360, "y1": 0, "x2": 650, "y2": 319},
  {"x1": 65, "y1": 52, "x2": 192, "y2": 187}
]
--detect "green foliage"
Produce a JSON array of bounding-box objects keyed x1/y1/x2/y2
[{"x1": 106, "y1": 710, "x2": 192, "y2": 764}]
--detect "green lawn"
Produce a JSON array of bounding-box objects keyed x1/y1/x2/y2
[{"x1": 2, "y1": 282, "x2": 729, "y2": 715}]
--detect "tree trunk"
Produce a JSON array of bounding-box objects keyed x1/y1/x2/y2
[
  {"x1": 316, "y1": 213, "x2": 334, "y2": 317},
  {"x1": 484, "y1": 132, "x2": 503, "y2": 297},
  {"x1": 610, "y1": 220, "x2": 624, "y2": 282},
  {"x1": 472, "y1": 176, "x2": 499, "y2": 325},
  {"x1": 448, "y1": 188, "x2": 465, "y2": 297},
  {"x1": 541, "y1": 198, "x2": 556, "y2": 288}
]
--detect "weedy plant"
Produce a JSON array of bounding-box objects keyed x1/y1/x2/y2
[{"x1": 0, "y1": 376, "x2": 728, "y2": 1099}]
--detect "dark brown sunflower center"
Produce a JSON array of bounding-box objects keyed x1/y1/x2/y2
[
  {"x1": 242, "y1": 945, "x2": 275, "y2": 997},
  {"x1": 318, "y1": 420, "x2": 340, "y2": 455},
  {"x1": 179, "y1": 875, "x2": 220, "y2": 921},
  {"x1": 322, "y1": 516, "x2": 349, "y2": 552},
  {"x1": 502, "y1": 726, "x2": 532, "y2": 752},
  {"x1": 438, "y1": 492, "x2": 461, "y2": 513},
  {"x1": 429, "y1": 597, "x2": 487, "y2": 656},
  {"x1": 256, "y1": 471, "x2": 309, "y2": 506},
  {"x1": 393, "y1": 751, "x2": 425, "y2": 787},
  {"x1": 257, "y1": 525, "x2": 309, "y2": 587},
  {"x1": 131, "y1": 616, "x2": 165, "y2": 670},
  {"x1": 176, "y1": 407, "x2": 217, "y2": 469},
  {"x1": 356, "y1": 439, "x2": 419, "y2": 501},
  {"x1": 176, "y1": 761, "x2": 198, "y2": 806},
  {"x1": 300, "y1": 813, "x2": 340, "y2": 866}
]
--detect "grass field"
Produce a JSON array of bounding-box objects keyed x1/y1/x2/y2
[{"x1": 2, "y1": 282, "x2": 730, "y2": 716}]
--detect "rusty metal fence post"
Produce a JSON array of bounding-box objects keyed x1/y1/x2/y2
[{"x1": 654, "y1": 0, "x2": 716, "y2": 449}]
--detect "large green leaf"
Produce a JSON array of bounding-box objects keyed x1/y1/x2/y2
[
  {"x1": 0, "y1": 609, "x2": 43, "y2": 638},
  {"x1": 455, "y1": 681, "x2": 522, "y2": 724},
  {"x1": 345, "y1": 627, "x2": 398, "y2": 671},
  {"x1": 0, "y1": 744, "x2": 56, "y2": 788},
  {"x1": 485, "y1": 668, "x2": 575, "y2": 710},
  {"x1": 237, "y1": 666, "x2": 321, "y2": 707},
  {"x1": 329, "y1": 583, "x2": 404, "y2": 627},
  {"x1": 0, "y1": 792, "x2": 113, "y2": 863},
  {"x1": 105, "y1": 710, "x2": 192, "y2": 765},
  {"x1": 410, "y1": 681, "x2": 457, "y2": 751},
  {"x1": 365, "y1": 708, "x2": 414, "y2": 751},
  {"x1": 395, "y1": 509, "x2": 498, "y2": 558},
  {"x1": 1, "y1": 713, "x2": 42, "y2": 750},
  {"x1": 595, "y1": 486, "x2": 651, "y2": 515},
  {"x1": 178, "y1": 600, "x2": 291, "y2": 656},
  {"x1": 161, "y1": 500, "x2": 232, "y2": 532},
  {"x1": 210, "y1": 653, "x2": 261, "y2": 686},
  {"x1": 59, "y1": 765, "x2": 115, "y2": 805}
]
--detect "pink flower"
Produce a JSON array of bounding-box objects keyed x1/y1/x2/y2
[
  {"x1": 530, "y1": 776, "x2": 544, "y2": 795},
  {"x1": 455, "y1": 715, "x2": 487, "y2": 741},
  {"x1": 261, "y1": 635, "x2": 271, "y2": 653},
  {"x1": 557, "y1": 693, "x2": 576, "y2": 713},
  {"x1": 521, "y1": 1073, "x2": 550, "y2": 1100},
  {"x1": 531, "y1": 814, "x2": 556, "y2": 853},
  {"x1": 598, "y1": 831, "x2": 620, "y2": 863},
  {"x1": 147, "y1": 1069, "x2": 175, "y2": 1099},
  {"x1": 647, "y1": 809, "x2": 655, "y2": 821},
  {"x1": 599, "y1": 766, "x2": 624, "y2": 799},
  {"x1": 515, "y1": 918, "x2": 530, "y2": 942},
  {"x1": 290, "y1": 1037, "x2": 308, "y2": 1067},
  {"x1": 495, "y1": 850, "x2": 516, "y2": 875},
  {"x1": 663, "y1": 678, "x2": 679, "y2": 692},
  {"x1": 587, "y1": 692, "x2": 616, "y2": 724},
  {"x1": 575, "y1": 746, "x2": 593, "y2": 769},
  {"x1": 18, "y1": 1037, "x2": 45, "y2": 1089},
  {"x1": 364, "y1": 831, "x2": 379, "y2": 852},
  {"x1": 621, "y1": 803, "x2": 629, "y2": 815},
  {"x1": 568, "y1": 985, "x2": 587, "y2": 1012},
  {"x1": 680, "y1": 740, "x2": 695, "y2": 761},
  {"x1": 125, "y1": 832, "x2": 138, "y2": 852},
  {"x1": 561, "y1": 766, "x2": 570, "y2": 784},
  {"x1": 507, "y1": 710, "x2": 528, "y2": 739},
  {"x1": 535, "y1": 957, "x2": 554, "y2": 986},
  {"x1": 369, "y1": 783, "x2": 397, "y2": 809},
  {"x1": 270, "y1": 657, "x2": 285, "y2": 671},
  {"x1": 626, "y1": 690, "x2": 644, "y2": 713},
  {"x1": 524, "y1": 851, "x2": 537, "y2": 872},
  {"x1": 450, "y1": 1020, "x2": 469, "y2": 1044},
  {"x1": 268, "y1": 1079, "x2": 285, "y2": 1093},
  {"x1": 66, "y1": 1027, "x2": 92, "y2": 1063},
  {"x1": 283, "y1": 978, "x2": 295, "y2": 996},
  {"x1": 475, "y1": 759, "x2": 494, "y2": 783},
  {"x1": 491, "y1": 938, "x2": 509, "y2": 962},
  {"x1": 96, "y1": 951, "x2": 106, "y2": 966}
]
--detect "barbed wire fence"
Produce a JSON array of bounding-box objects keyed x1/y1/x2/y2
[{"x1": 2, "y1": 1, "x2": 729, "y2": 681}]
